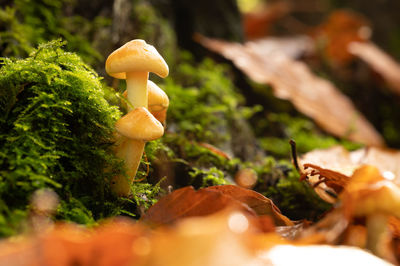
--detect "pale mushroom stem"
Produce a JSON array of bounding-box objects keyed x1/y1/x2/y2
[
  {"x1": 113, "y1": 137, "x2": 145, "y2": 196},
  {"x1": 114, "y1": 71, "x2": 148, "y2": 195},
  {"x1": 126, "y1": 71, "x2": 149, "y2": 110},
  {"x1": 366, "y1": 213, "x2": 396, "y2": 263}
]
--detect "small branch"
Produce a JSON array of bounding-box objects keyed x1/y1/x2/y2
[{"x1": 289, "y1": 139, "x2": 301, "y2": 172}]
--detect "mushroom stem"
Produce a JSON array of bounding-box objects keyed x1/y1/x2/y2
[
  {"x1": 366, "y1": 213, "x2": 395, "y2": 262},
  {"x1": 126, "y1": 71, "x2": 149, "y2": 110},
  {"x1": 113, "y1": 137, "x2": 145, "y2": 196}
]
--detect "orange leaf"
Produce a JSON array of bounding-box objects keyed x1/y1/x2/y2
[
  {"x1": 206, "y1": 185, "x2": 293, "y2": 226},
  {"x1": 140, "y1": 186, "x2": 254, "y2": 226}
]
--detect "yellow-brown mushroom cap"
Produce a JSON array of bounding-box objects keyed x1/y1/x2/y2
[
  {"x1": 342, "y1": 165, "x2": 400, "y2": 218},
  {"x1": 148, "y1": 80, "x2": 169, "y2": 112},
  {"x1": 115, "y1": 107, "x2": 164, "y2": 141},
  {"x1": 106, "y1": 39, "x2": 169, "y2": 79}
]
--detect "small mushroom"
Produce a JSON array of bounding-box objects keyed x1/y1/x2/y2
[
  {"x1": 122, "y1": 80, "x2": 169, "y2": 124},
  {"x1": 106, "y1": 39, "x2": 169, "y2": 111},
  {"x1": 342, "y1": 165, "x2": 400, "y2": 262},
  {"x1": 106, "y1": 39, "x2": 169, "y2": 196},
  {"x1": 113, "y1": 107, "x2": 164, "y2": 196}
]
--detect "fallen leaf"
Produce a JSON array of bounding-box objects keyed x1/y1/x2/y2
[
  {"x1": 197, "y1": 35, "x2": 384, "y2": 147},
  {"x1": 298, "y1": 146, "x2": 400, "y2": 202},
  {"x1": 140, "y1": 186, "x2": 254, "y2": 226},
  {"x1": 349, "y1": 41, "x2": 400, "y2": 96},
  {"x1": 141, "y1": 185, "x2": 293, "y2": 228},
  {"x1": 206, "y1": 185, "x2": 293, "y2": 226}
]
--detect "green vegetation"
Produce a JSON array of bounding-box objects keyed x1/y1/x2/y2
[
  {"x1": 164, "y1": 53, "x2": 259, "y2": 145},
  {"x1": 258, "y1": 113, "x2": 362, "y2": 157},
  {"x1": 253, "y1": 158, "x2": 331, "y2": 221},
  {"x1": 0, "y1": 0, "x2": 103, "y2": 64},
  {"x1": 0, "y1": 41, "x2": 160, "y2": 237}
]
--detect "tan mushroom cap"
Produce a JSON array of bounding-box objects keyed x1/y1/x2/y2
[
  {"x1": 148, "y1": 80, "x2": 169, "y2": 111},
  {"x1": 106, "y1": 39, "x2": 169, "y2": 79},
  {"x1": 342, "y1": 166, "x2": 400, "y2": 218},
  {"x1": 115, "y1": 107, "x2": 164, "y2": 141}
]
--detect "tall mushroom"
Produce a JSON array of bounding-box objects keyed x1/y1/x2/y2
[
  {"x1": 106, "y1": 40, "x2": 169, "y2": 196},
  {"x1": 113, "y1": 107, "x2": 164, "y2": 196},
  {"x1": 106, "y1": 39, "x2": 169, "y2": 110},
  {"x1": 341, "y1": 165, "x2": 400, "y2": 262}
]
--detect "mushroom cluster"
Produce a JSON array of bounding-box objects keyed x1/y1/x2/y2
[{"x1": 106, "y1": 39, "x2": 169, "y2": 196}]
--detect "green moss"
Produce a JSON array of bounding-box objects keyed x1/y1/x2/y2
[
  {"x1": 0, "y1": 0, "x2": 103, "y2": 64},
  {"x1": 0, "y1": 40, "x2": 163, "y2": 236},
  {"x1": 253, "y1": 157, "x2": 331, "y2": 221},
  {"x1": 258, "y1": 113, "x2": 362, "y2": 157},
  {"x1": 163, "y1": 54, "x2": 259, "y2": 145}
]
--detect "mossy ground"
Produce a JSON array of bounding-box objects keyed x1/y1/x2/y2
[{"x1": 0, "y1": 0, "x2": 376, "y2": 236}]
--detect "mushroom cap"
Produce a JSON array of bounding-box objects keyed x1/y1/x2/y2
[
  {"x1": 148, "y1": 80, "x2": 169, "y2": 112},
  {"x1": 342, "y1": 166, "x2": 400, "y2": 218},
  {"x1": 115, "y1": 107, "x2": 164, "y2": 141},
  {"x1": 106, "y1": 39, "x2": 169, "y2": 79}
]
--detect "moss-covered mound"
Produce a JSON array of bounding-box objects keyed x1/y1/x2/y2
[{"x1": 0, "y1": 40, "x2": 123, "y2": 236}]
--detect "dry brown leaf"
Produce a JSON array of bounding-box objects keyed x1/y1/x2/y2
[
  {"x1": 141, "y1": 185, "x2": 293, "y2": 228},
  {"x1": 141, "y1": 185, "x2": 292, "y2": 229},
  {"x1": 196, "y1": 35, "x2": 384, "y2": 147},
  {"x1": 140, "y1": 186, "x2": 251, "y2": 226},
  {"x1": 301, "y1": 146, "x2": 400, "y2": 184},
  {"x1": 206, "y1": 185, "x2": 293, "y2": 226},
  {"x1": 349, "y1": 42, "x2": 400, "y2": 96},
  {"x1": 298, "y1": 146, "x2": 400, "y2": 203}
]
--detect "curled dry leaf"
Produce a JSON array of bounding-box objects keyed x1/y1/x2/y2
[
  {"x1": 196, "y1": 35, "x2": 384, "y2": 147},
  {"x1": 206, "y1": 185, "x2": 293, "y2": 226},
  {"x1": 299, "y1": 146, "x2": 400, "y2": 202},
  {"x1": 349, "y1": 41, "x2": 400, "y2": 96},
  {"x1": 140, "y1": 186, "x2": 252, "y2": 226},
  {"x1": 141, "y1": 185, "x2": 293, "y2": 228}
]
